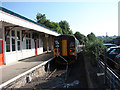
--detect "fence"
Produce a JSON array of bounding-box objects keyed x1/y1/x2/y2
[{"x1": 97, "y1": 47, "x2": 120, "y2": 89}]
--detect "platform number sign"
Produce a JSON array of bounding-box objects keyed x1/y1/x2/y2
[{"x1": 55, "y1": 40, "x2": 59, "y2": 48}]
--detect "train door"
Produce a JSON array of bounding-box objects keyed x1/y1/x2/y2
[
  {"x1": 35, "y1": 40, "x2": 37, "y2": 56},
  {"x1": 0, "y1": 40, "x2": 4, "y2": 65},
  {"x1": 62, "y1": 40, "x2": 67, "y2": 56}
]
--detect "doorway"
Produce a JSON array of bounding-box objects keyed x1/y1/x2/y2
[
  {"x1": 35, "y1": 40, "x2": 37, "y2": 56},
  {"x1": 0, "y1": 40, "x2": 4, "y2": 65}
]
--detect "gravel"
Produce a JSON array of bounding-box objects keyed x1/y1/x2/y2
[{"x1": 21, "y1": 52, "x2": 88, "y2": 89}]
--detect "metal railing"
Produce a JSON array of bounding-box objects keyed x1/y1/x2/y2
[{"x1": 97, "y1": 47, "x2": 120, "y2": 89}]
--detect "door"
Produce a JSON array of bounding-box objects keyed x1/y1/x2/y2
[
  {"x1": 0, "y1": 40, "x2": 4, "y2": 65},
  {"x1": 62, "y1": 40, "x2": 67, "y2": 56},
  {"x1": 35, "y1": 41, "x2": 37, "y2": 56}
]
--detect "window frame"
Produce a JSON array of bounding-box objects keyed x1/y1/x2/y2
[
  {"x1": 16, "y1": 31, "x2": 21, "y2": 51},
  {"x1": 6, "y1": 30, "x2": 11, "y2": 52},
  {"x1": 26, "y1": 32, "x2": 31, "y2": 49}
]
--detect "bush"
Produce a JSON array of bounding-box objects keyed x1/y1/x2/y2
[{"x1": 84, "y1": 39, "x2": 105, "y2": 66}]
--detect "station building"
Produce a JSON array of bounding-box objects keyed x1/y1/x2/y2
[{"x1": 0, "y1": 7, "x2": 60, "y2": 65}]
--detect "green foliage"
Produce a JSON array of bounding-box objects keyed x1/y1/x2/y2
[
  {"x1": 74, "y1": 32, "x2": 88, "y2": 45},
  {"x1": 87, "y1": 32, "x2": 96, "y2": 41},
  {"x1": 36, "y1": 13, "x2": 46, "y2": 24},
  {"x1": 59, "y1": 20, "x2": 70, "y2": 34},
  {"x1": 84, "y1": 38, "x2": 105, "y2": 66},
  {"x1": 68, "y1": 30, "x2": 74, "y2": 36},
  {"x1": 98, "y1": 37, "x2": 114, "y2": 43},
  {"x1": 36, "y1": 13, "x2": 73, "y2": 35},
  {"x1": 51, "y1": 22, "x2": 63, "y2": 34}
]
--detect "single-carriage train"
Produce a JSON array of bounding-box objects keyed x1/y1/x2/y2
[{"x1": 54, "y1": 34, "x2": 79, "y2": 65}]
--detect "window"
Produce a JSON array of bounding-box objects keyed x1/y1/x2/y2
[
  {"x1": 0, "y1": 28, "x2": 2, "y2": 39},
  {"x1": 109, "y1": 49, "x2": 120, "y2": 55},
  {"x1": 70, "y1": 42, "x2": 75, "y2": 48},
  {"x1": 6, "y1": 31, "x2": 10, "y2": 52},
  {"x1": 26, "y1": 33, "x2": 31, "y2": 49},
  {"x1": 17, "y1": 31, "x2": 21, "y2": 50},
  {"x1": 0, "y1": 41, "x2": 2, "y2": 54},
  {"x1": 39, "y1": 38, "x2": 43, "y2": 47},
  {"x1": 37, "y1": 39, "x2": 39, "y2": 48},
  {"x1": 11, "y1": 30, "x2": 15, "y2": 51}
]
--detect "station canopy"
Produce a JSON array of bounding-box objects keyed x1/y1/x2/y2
[{"x1": 0, "y1": 7, "x2": 60, "y2": 36}]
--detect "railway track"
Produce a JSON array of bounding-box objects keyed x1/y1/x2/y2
[{"x1": 21, "y1": 52, "x2": 88, "y2": 89}]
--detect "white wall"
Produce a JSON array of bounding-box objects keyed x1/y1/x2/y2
[
  {"x1": 2, "y1": 25, "x2": 44, "y2": 65},
  {"x1": 1, "y1": 22, "x2": 55, "y2": 65}
]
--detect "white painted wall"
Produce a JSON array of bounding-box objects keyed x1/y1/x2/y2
[
  {"x1": 37, "y1": 47, "x2": 43, "y2": 55},
  {"x1": 2, "y1": 24, "x2": 45, "y2": 65},
  {"x1": 0, "y1": 8, "x2": 60, "y2": 65}
]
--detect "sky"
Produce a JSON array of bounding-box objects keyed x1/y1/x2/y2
[{"x1": 1, "y1": 0, "x2": 119, "y2": 36}]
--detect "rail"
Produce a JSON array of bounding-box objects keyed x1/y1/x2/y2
[
  {"x1": 97, "y1": 47, "x2": 120, "y2": 89},
  {"x1": 56, "y1": 47, "x2": 68, "y2": 82}
]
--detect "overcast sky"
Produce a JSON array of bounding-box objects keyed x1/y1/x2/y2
[{"x1": 1, "y1": 0, "x2": 119, "y2": 36}]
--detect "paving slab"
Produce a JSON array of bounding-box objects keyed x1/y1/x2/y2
[{"x1": 0, "y1": 52, "x2": 53, "y2": 84}]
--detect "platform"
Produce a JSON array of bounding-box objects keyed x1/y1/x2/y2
[{"x1": 0, "y1": 52, "x2": 53, "y2": 84}]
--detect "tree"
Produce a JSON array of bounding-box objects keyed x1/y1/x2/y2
[
  {"x1": 44, "y1": 19, "x2": 51, "y2": 27},
  {"x1": 84, "y1": 39, "x2": 104, "y2": 66},
  {"x1": 36, "y1": 13, "x2": 73, "y2": 35},
  {"x1": 68, "y1": 30, "x2": 74, "y2": 36},
  {"x1": 87, "y1": 32, "x2": 96, "y2": 41},
  {"x1": 51, "y1": 22, "x2": 63, "y2": 34},
  {"x1": 59, "y1": 20, "x2": 70, "y2": 34},
  {"x1": 74, "y1": 32, "x2": 87, "y2": 44},
  {"x1": 36, "y1": 13, "x2": 46, "y2": 24}
]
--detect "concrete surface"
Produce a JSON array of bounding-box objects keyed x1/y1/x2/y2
[{"x1": 0, "y1": 52, "x2": 53, "y2": 84}]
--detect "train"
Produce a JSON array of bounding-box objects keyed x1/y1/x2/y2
[{"x1": 54, "y1": 34, "x2": 80, "y2": 65}]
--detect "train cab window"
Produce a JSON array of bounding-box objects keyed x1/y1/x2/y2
[
  {"x1": 6, "y1": 32, "x2": 10, "y2": 52},
  {"x1": 70, "y1": 42, "x2": 75, "y2": 48},
  {"x1": 11, "y1": 30, "x2": 15, "y2": 51},
  {"x1": 17, "y1": 31, "x2": 21, "y2": 50}
]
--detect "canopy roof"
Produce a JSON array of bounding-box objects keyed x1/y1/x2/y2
[{"x1": 0, "y1": 7, "x2": 60, "y2": 36}]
